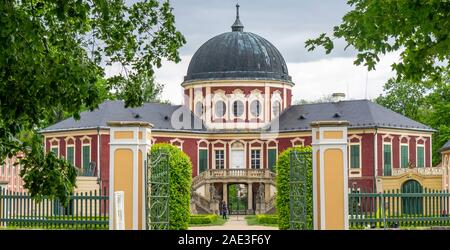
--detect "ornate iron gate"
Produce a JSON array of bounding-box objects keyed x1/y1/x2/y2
[
  {"x1": 146, "y1": 150, "x2": 170, "y2": 230},
  {"x1": 289, "y1": 149, "x2": 310, "y2": 229}
]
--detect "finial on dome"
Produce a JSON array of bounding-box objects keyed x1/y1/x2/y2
[{"x1": 231, "y1": 3, "x2": 244, "y2": 32}]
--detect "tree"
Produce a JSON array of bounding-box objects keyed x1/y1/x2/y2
[
  {"x1": 305, "y1": 1, "x2": 450, "y2": 84},
  {"x1": 376, "y1": 76, "x2": 450, "y2": 165},
  {"x1": 0, "y1": 0, "x2": 185, "y2": 204}
]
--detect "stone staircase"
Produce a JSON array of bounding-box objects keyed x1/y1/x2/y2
[
  {"x1": 264, "y1": 195, "x2": 276, "y2": 214},
  {"x1": 191, "y1": 191, "x2": 214, "y2": 214}
]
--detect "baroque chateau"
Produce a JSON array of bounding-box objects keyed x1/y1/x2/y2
[{"x1": 4, "y1": 5, "x2": 445, "y2": 215}]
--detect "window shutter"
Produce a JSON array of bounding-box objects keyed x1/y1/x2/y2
[
  {"x1": 199, "y1": 149, "x2": 208, "y2": 173},
  {"x1": 350, "y1": 145, "x2": 360, "y2": 169},
  {"x1": 417, "y1": 147, "x2": 424, "y2": 168},
  {"x1": 67, "y1": 147, "x2": 75, "y2": 166},
  {"x1": 268, "y1": 149, "x2": 276, "y2": 172},
  {"x1": 82, "y1": 145, "x2": 90, "y2": 170},
  {"x1": 401, "y1": 145, "x2": 408, "y2": 168},
  {"x1": 383, "y1": 145, "x2": 392, "y2": 176}
]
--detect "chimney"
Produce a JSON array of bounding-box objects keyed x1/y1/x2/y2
[{"x1": 331, "y1": 93, "x2": 346, "y2": 102}]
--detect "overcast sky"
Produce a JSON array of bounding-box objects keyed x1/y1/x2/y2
[{"x1": 110, "y1": 0, "x2": 400, "y2": 104}]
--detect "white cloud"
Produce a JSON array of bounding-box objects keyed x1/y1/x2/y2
[{"x1": 289, "y1": 52, "x2": 400, "y2": 102}]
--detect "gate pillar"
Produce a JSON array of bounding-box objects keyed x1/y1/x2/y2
[
  {"x1": 108, "y1": 121, "x2": 153, "y2": 230},
  {"x1": 311, "y1": 121, "x2": 349, "y2": 230}
]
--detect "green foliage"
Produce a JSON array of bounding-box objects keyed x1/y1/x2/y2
[
  {"x1": 256, "y1": 214, "x2": 278, "y2": 225},
  {"x1": 276, "y1": 146, "x2": 313, "y2": 230},
  {"x1": 18, "y1": 132, "x2": 77, "y2": 206},
  {"x1": 189, "y1": 214, "x2": 219, "y2": 225},
  {"x1": 376, "y1": 77, "x2": 450, "y2": 165},
  {"x1": 150, "y1": 143, "x2": 192, "y2": 230},
  {"x1": 305, "y1": 1, "x2": 450, "y2": 84},
  {"x1": 0, "y1": 0, "x2": 185, "y2": 205}
]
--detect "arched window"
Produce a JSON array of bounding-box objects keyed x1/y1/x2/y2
[
  {"x1": 195, "y1": 102, "x2": 204, "y2": 116},
  {"x1": 232, "y1": 100, "x2": 244, "y2": 117},
  {"x1": 215, "y1": 100, "x2": 226, "y2": 118},
  {"x1": 250, "y1": 100, "x2": 261, "y2": 117},
  {"x1": 272, "y1": 101, "x2": 281, "y2": 117}
]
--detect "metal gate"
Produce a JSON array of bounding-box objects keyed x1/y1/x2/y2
[
  {"x1": 146, "y1": 150, "x2": 170, "y2": 230},
  {"x1": 289, "y1": 149, "x2": 310, "y2": 229}
]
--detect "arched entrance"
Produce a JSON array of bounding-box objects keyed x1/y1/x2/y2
[
  {"x1": 228, "y1": 183, "x2": 248, "y2": 214},
  {"x1": 401, "y1": 179, "x2": 423, "y2": 215}
]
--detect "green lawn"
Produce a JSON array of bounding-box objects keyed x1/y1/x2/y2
[{"x1": 189, "y1": 214, "x2": 227, "y2": 227}]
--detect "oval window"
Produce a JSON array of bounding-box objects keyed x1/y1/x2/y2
[
  {"x1": 232, "y1": 100, "x2": 244, "y2": 117},
  {"x1": 215, "y1": 100, "x2": 226, "y2": 117},
  {"x1": 250, "y1": 100, "x2": 262, "y2": 117}
]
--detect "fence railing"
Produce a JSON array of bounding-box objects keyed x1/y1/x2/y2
[
  {"x1": 0, "y1": 188, "x2": 109, "y2": 229},
  {"x1": 349, "y1": 187, "x2": 450, "y2": 228}
]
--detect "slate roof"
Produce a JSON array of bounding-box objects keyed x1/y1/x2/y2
[
  {"x1": 41, "y1": 100, "x2": 434, "y2": 134},
  {"x1": 184, "y1": 31, "x2": 291, "y2": 83},
  {"x1": 269, "y1": 100, "x2": 433, "y2": 132},
  {"x1": 440, "y1": 139, "x2": 450, "y2": 152},
  {"x1": 41, "y1": 100, "x2": 206, "y2": 132}
]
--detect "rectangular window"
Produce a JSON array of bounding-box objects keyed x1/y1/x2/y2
[
  {"x1": 215, "y1": 150, "x2": 224, "y2": 169},
  {"x1": 199, "y1": 149, "x2": 208, "y2": 173},
  {"x1": 350, "y1": 145, "x2": 360, "y2": 169},
  {"x1": 251, "y1": 149, "x2": 261, "y2": 169},
  {"x1": 67, "y1": 146, "x2": 75, "y2": 166},
  {"x1": 383, "y1": 144, "x2": 392, "y2": 176},
  {"x1": 82, "y1": 145, "x2": 90, "y2": 170},
  {"x1": 401, "y1": 145, "x2": 409, "y2": 168},
  {"x1": 268, "y1": 148, "x2": 277, "y2": 172},
  {"x1": 417, "y1": 146, "x2": 425, "y2": 168}
]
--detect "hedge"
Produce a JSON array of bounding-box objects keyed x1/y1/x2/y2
[
  {"x1": 276, "y1": 146, "x2": 313, "y2": 230},
  {"x1": 256, "y1": 214, "x2": 278, "y2": 225},
  {"x1": 150, "y1": 143, "x2": 192, "y2": 230},
  {"x1": 189, "y1": 214, "x2": 219, "y2": 225}
]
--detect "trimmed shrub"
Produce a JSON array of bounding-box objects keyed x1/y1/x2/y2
[
  {"x1": 276, "y1": 146, "x2": 313, "y2": 230},
  {"x1": 189, "y1": 214, "x2": 219, "y2": 225},
  {"x1": 150, "y1": 143, "x2": 192, "y2": 230},
  {"x1": 256, "y1": 214, "x2": 278, "y2": 224}
]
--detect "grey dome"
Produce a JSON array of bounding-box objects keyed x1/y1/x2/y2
[{"x1": 184, "y1": 31, "x2": 292, "y2": 83}]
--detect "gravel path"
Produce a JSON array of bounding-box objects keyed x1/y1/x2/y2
[{"x1": 189, "y1": 215, "x2": 278, "y2": 230}]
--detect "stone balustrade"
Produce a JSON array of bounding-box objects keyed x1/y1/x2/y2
[
  {"x1": 192, "y1": 169, "x2": 276, "y2": 189},
  {"x1": 392, "y1": 167, "x2": 444, "y2": 176}
]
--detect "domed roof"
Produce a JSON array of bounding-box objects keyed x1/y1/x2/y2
[{"x1": 184, "y1": 5, "x2": 292, "y2": 83}]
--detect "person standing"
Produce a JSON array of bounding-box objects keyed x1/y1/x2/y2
[
  {"x1": 222, "y1": 201, "x2": 228, "y2": 219},
  {"x1": 219, "y1": 200, "x2": 223, "y2": 216}
]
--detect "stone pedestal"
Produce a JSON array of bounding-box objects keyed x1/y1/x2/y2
[
  {"x1": 311, "y1": 121, "x2": 349, "y2": 230},
  {"x1": 108, "y1": 121, "x2": 152, "y2": 230}
]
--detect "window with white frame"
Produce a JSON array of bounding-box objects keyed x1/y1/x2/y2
[
  {"x1": 251, "y1": 149, "x2": 261, "y2": 169},
  {"x1": 51, "y1": 145, "x2": 59, "y2": 156},
  {"x1": 215, "y1": 150, "x2": 225, "y2": 169}
]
